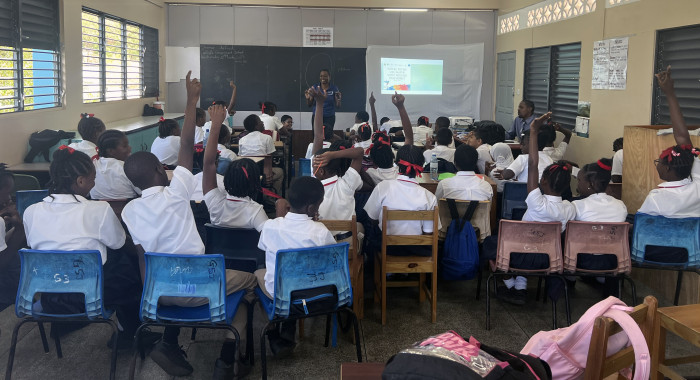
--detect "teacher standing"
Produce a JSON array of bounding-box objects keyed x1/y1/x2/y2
[{"x1": 305, "y1": 69, "x2": 341, "y2": 140}]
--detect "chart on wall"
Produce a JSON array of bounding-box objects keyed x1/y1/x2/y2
[{"x1": 199, "y1": 44, "x2": 366, "y2": 112}]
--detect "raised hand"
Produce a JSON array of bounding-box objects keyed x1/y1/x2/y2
[
  {"x1": 655, "y1": 65, "x2": 674, "y2": 94},
  {"x1": 185, "y1": 70, "x2": 201, "y2": 101},
  {"x1": 369, "y1": 91, "x2": 376, "y2": 105},
  {"x1": 309, "y1": 86, "x2": 327, "y2": 103},
  {"x1": 392, "y1": 92, "x2": 405, "y2": 108},
  {"x1": 530, "y1": 112, "x2": 552, "y2": 131},
  {"x1": 208, "y1": 104, "x2": 227, "y2": 128},
  {"x1": 229, "y1": 81, "x2": 236, "y2": 90}
]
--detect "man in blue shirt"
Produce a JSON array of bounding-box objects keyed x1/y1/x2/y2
[{"x1": 506, "y1": 99, "x2": 536, "y2": 141}]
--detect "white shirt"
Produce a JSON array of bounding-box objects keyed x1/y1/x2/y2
[
  {"x1": 638, "y1": 177, "x2": 700, "y2": 218},
  {"x1": 522, "y1": 188, "x2": 576, "y2": 231},
  {"x1": 365, "y1": 165, "x2": 399, "y2": 185},
  {"x1": 319, "y1": 167, "x2": 363, "y2": 221},
  {"x1": 239, "y1": 131, "x2": 275, "y2": 157},
  {"x1": 364, "y1": 175, "x2": 439, "y2": 235},
  {"x1": 349, "y1": 123, "x2": 363, "y2": 134},
  {"x1": 380, "y1": 120, "x2": 401, "y2": 134},
  {"x1": 572, "y1": 193, "x2": 628, "y2": 222},
  {"x1": 306, "y1": 141, "x2": 331, "y2": 159},
  {"x1": 199, "y1": 120, "x2": 232, "y2": 145},
  {"x1": 475, "y1": 143, "x2": 493, "y2": 174},
  {"x1": 258, "y1": 212, "x2": 336, "y2": 296},
  {"x1": 67, "y1": 140, "x2": 98, "y2": 159},
  {"x1": 611, "y1": 149, "x2": 623, "y2": 177},
  {"x1": 259, "y1": 113, "x2": 282, "y2": 132},
  {"x1": 435, "y1": 172, "x2": 493, "y2": 202},
  {"x1": 24, "y1": 195, "x2": 125, "y2": 264},
  {"x1": 354, "y1": 139, "x2": 371, "y2": 153},
  {"x1": 122, "y1": 166, "x2": 204, "y2": 255},
  {"x1": 204, "y1": 189, "x2": 268, "y2": 232},
  {"x1": 506, "y1": 152, "x2": 554, "y2": 182},
  {"x1": 543, "y1": 142, "x2": 568, "y2": 162},
  {"x1": 217, "y1": 144, "x2": 237, "y2": 162},
  {"x1": 191, "y1": 171, "x2": 225, "y2": 202},
  {"x1": 0, "y1": 218, "x2": 7, "y2": 252},
  {"x1": 90, "y1": 157, "x2": 141, "y2": 200},
  {"x1": 423, "y1": 145, "x2": 456, "y2": 164},
  {"x1": 413, "y1": 126, "x2": 433, "y2": 145},
  {"x1": 195, "y1": 126, "x2": 205, "y2": 144},
  {"x1": 151, "y1": 136, "x2": 180, "y2": 166},
  {"x1": 693, "y1": 157, "x2": 700, "y2": 180}
]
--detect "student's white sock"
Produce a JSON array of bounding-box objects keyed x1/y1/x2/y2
[
  {"x1": 514, "y1": 276, "x2": 528, "y2": 290},
  {"x1": 503, "y1": 278, "x2": 515, "y2": 289}
]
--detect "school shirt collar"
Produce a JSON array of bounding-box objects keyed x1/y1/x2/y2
[
  {"x1": 397, "y1": 175, "x2": 418, "y2": 184},
  {"x1": 658, "y1": 177, "x2": 692, "y2": 188},
  {"x1": 226, "y1": 194, "x2": 252, "y2": 202},
  {"x1": 378, "y1": 165, "x2": 397, "y2": 173},
  {"x1": 321, "y1": 175, "x2": 339, "y2": 187},
  {"x1": 285, "y1": 212, "x2": 312, "y2": 221},
  {"x1": 543, "y1": 194, "x2": 563, "y2": 202},
  {"x1": 140, "y1": 186, "x2": 165, "y2": 198},
  {"x1": 456, "y1": 171, "x2": 476, "y2": 176},
  {"x1": 43, "y1": 194, "x2": 88, "y2": 203}
]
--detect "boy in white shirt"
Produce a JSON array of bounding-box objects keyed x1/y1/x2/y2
[
  {"x1": 435, "y1": 144, "x2": 493, "y2": 202},
  {"x1": 68, "y1": 113, "x2": 105, "y2": 158},
  {"x1": 464, "y1": 127, "x2": 493, "y2": 174},
  {"x1": 423, "y1": 127, "x2": 456, "y2": 165},
  {"x1": 123, "y1": 73, "x2": 256, "y2": 379},
  {"x1": 239, "y1": 114, "x2": 283, "y2": 195},
  {"x1": 259, "y1": 101, "x2": 284, "y2": 133},
  {"x1": 495, "y1": 129, "x2": 553, "y2": 182},
  {"x1": 256, "y1": 176, "x2": 336, "y2": 356}
]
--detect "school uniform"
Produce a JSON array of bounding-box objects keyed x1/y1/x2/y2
[
  {"x1": 257, "y1": 213, "x2": 335, "y2": 297},
  {"x1": 217, "y1": 143, "x2": 237, "y2": 162},
  {"x1": 151, "y1": 136, "x2": 180, "y2": 166},
  {"x1": 572, "y1": 193, "x2": 627, "y2": 222},
  {"x1": 365, "y1": 165, "x2": 399, "y2": 185},
  {"x1": 638, "y1": 177, "x2": 700, "y2": 218},
  {"x1": 522, "y1": 188, "x2": 576, "y2": 231},
  {"x1": 195, "y1": 126, "x2": 205, "y2": 144},
  {"x1": 90, "y1": 157, "x2": 141, "y2": 200},
  {"x1": 435, "y1": 171, "x2": 493, "y2": 201},
  {"x1": 422, "y1": 145, "x2": 455, "y2": 164},
  {"x1": 259, "y1": 113, "x2": 282, "y2": 132},
  {"x1": 475, "y1": 143, "x2": 493, "y2": 174},
  {"x1": 692, "y1": 157, "x2": 699, "y2": 180},
  {"x1": 413, "y1": 125, "x2": 433, "y2": 145},
  {"x1": 319, "y1": 167, "x2": 363, "y2": 223},
  {"x1": 354, "y1": 139, "x2": 371, "y2": 152},
  {"x1": 543, "y1": 142, "x2": 568, "y2": 161},
  {"x1": 305, "y1": 141, "x2": 332, "y2": 159},
  {"x1": 67, "y1": 140, "x2": 98, "y2": 159},
  {"x1": 239, "y1": 131, "x2": 275, "y2": 157},
  {"x1": 191, "y1": 171, "x2": 225, "y2": 202},
  {"x1": 122, "y1": 166, "x2": 204, "y2": 255},
  {"x1": 611, "y1": 149, "x2": 623, "y2": 177},
  {"x1": 506, "y1": 152, "x2": 554, "y2": 182},
  {"x1": 348, "y1": 123, "x2": 363, "y2": 134},
  {"x1": 204, "y1": 189, "x2": 268, "y2": 232}
]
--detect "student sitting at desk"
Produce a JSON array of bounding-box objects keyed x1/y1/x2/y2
[
  {"x1": 435, "y1": 144, "x2": 492, "y2": 202},
  {"x1": 423, "y1": 127, "x2": 456, "y2": 166},
  {"x1": 239, "y1": 114, "x2": 283, "y2": 195},
  {"x1": 494, "y1": 128, "x2": 553, "y2": 182},
  {"x1": 151, "y1": 117, "x2": 181, "y2": 167},
  {"x1": 68, "y1": 113, "x2": 105, "y2": 158},
  {"x1": 90, "y1": 130, "x2": 141, "y2": 200},
  {"x1": 465, "y1": 127, "x2": 493, "y2": 174}
]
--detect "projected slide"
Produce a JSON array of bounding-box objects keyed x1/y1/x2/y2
[{"x1": 381, "y1": 58, "x2": 443, "y2": 95}]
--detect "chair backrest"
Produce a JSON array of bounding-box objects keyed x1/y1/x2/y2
[
  {"x1": 438, "y1": 199, "x2": 491, "y2": 241},
  {"x1": 319, "y1": 216, "x2": 359, "y2": 260},
  {"x1": 265, "y1": 243, "x2": 352, "y2": 319},
  {"x1": 382, "y1": 206, "x2": 439, "y2": 248},
  {"x1": 203, "y1": 224, "x2": 264, "y2": 273},
  {"x1": 495, "y1": 220, "x2": 563, "y2": 273},
  {"x1": 15, "y1": 249, "x2": 109, "y2": 319},
  {"x1": 298, "y1": 158, "x2": 311, "y2": 177},
  {"x1": 631, "y1": 213, "x2": 700, "y2": 267},
  {"x1": 501, "y1": 181, "x2": 528, "y2": 220},
  {"x1": 12, "y1": 174, "x2": 41, "y2": 193},
  {"x1": 16, "y1": 189, "x2": 48, "y2": 218},
  {"x1": 140, "y1": 252, "x2": 229, "y2": 323},
  {"x1": 583, "y1": 296, "x2": 657, "y2": 380},
  {"x1": 564, "y1": 221, "x2": 631, "y2": 275}
]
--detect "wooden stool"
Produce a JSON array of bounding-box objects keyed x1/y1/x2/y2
[{"x1": 651, "y1": 304, "x2": 700, "y2": 379}]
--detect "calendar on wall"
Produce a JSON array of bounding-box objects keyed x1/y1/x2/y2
[{"x1": 303, "y1": 27, "x2": 333, "y2": 47}]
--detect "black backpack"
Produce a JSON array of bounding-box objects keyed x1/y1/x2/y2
[
  {"x1": 142, "y1": 103, "x2": 164, "y2": 116},
  {"x1": 24, "y1": 130, "x2": 76, "y2": 163}
]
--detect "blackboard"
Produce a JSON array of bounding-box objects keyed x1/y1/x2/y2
[{"x1": 200, "y1": 45, "x2": 366, "y2": 113}]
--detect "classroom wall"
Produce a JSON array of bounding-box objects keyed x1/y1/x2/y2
[
  {"x1": 165, "y1": 5, "x2": 496, "y2": 131},
  {"x1": 0, "y1": 0, "x2": 166, "y2": 165},
  {"x1": 495, "y1": 0, "x2": 700, "y2": 169}
]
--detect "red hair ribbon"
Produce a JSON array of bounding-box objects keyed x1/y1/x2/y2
[
  {"x1": 261, "y1": 103, "x2": 266, "y2": 114},
  {"x1": 680, "y1": 144, "x2": 700, "y2": 157},
  {"x1": 548, "y1": 163, "x2": 570, "y2": 173},
  {"x1": 339, "y1": 146, "x2": 346, "y2": 150},
  {"x1": 398, "y1": 159, "x2": 423, "y2": 177},
  {"x1": 597, "y1": 160, "x2": 612, "y2": 171},
  {"x1": 262, "y1": 188, "x2": 282, "y2": 199},
  {"x1": 241, "y1": 166, "x2": 249, "y2": 179},
  {"x1": 58, "y1": 145, "x2": 75, "y2": 154},
  {"x1": 365, "y1": 136, "x2": 391, "y2": 155},
  {"x1": 91, "y1": 154, "x2": 99, "y2": 160},
  {"x1": 159, "y1": 117, "x2": 165, "y2": 122},
  {"x1": 419, "y1": 116, "x2": 429, "y2": 125},
  {"x1": 80, "y1": 113, "x2": 94, "y2": 119},
  {"x1": 659, "y1": 146, "x2": 680, "y2": 163}
]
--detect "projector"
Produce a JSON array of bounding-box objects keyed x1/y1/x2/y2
[{"x1": 449, "y1": 116, "x2": 474, "y2": 128}]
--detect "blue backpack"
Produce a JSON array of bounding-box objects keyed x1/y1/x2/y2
[{"x1": 441, "y1": 199, "x2": 480, "y2": 281}]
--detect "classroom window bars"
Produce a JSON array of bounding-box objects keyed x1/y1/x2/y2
[
  {"x1": 82, "y1": 8, "x2": 159, "y2": 103},
  {"x1": 0, "y1": 0, "x2": 61, "y2": 114}
]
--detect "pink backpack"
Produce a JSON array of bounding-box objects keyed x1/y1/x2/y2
[{"x1": 520, "y1": 296, "x2": 649, "y2": 380}]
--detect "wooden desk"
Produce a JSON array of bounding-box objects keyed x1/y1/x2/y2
[
  {"x1": 652, "y1": 304, "x2": 700, "y2": 380},
  {"x1": 340, "y1": 363, "x2": 384, "y2": 380},
  {"x1": 106, "y1": 113, "x2": 184, "y2": 134},
  {"x1": 9, "y1": 162, "x2": 50, "y2": 172}
]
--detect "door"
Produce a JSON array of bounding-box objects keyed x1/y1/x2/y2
[{"x1": 495, "y1": 51, "x2": 516, "y2": 129}]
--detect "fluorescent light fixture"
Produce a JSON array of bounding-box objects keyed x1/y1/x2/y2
[{"x1": 384, "y1": 8, "x2": 429, "y2": 12}]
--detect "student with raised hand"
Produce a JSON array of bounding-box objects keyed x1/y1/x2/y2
[
  {"x1": 68, "y1": 113, "x2": 106, "y2": 158},
  {"x1": 494, "y1": 128, "x2": 553, "y2": 182},
  {"x1": 542, "y1": 122, "x2": 572, "y2": 161},
  {"x1": 365, "y1": 131, "x2": 397, "y2": 185},
  {"x1": 369, "y1": 91, "x2": 378, "y2": 131},
  {"x1": 203, "y1": 104, "x2": 268, "y2": 232},
  {"x1": 122, "y1": 72, "x2": 257, "y2": 379},
  {"x1": 227, "y1": 80, "x2": 237, "y2": 116},
  {"x1": 90, "y1": 129, "x2": 141, "y2": 200}
]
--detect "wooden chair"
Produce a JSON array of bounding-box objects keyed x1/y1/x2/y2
[
  {"x1": 584, "y1": 295, "x2": 657, "y2": 380},
  {"x1": 651, "y1": 302, "x2": 700, "y2": 380},
  {"x1": 374, "y1": 206, "x2": 439, "y2": 325},
  {"x1": 437, "y1": 199, "x2": 491, "y2": 242}
]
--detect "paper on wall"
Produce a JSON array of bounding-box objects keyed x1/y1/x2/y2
[
  {"x1": 591, "y1": 37, "x2": 628, "y2": 90},
  {"x1": 165, "y1": 46, "x2": 201, "y2": 82},
  {"x1": 303, "y1": 27, "x2": 333, "y2": 47}
]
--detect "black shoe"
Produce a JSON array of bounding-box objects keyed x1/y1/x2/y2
[
  {"x1": 269, "y1": 336, "x2": 296, "y2": 359},
  {"x1": 497, "y1": 287, "x2": 526, "y2": 306},
  {"x1": 494, "y1": 285, "x2": 510, "y2": 299},
  {"x1": 150, "y1": 341, "x2": 194, "y2": 377},
  {"x1": 213, "y1": 357, "x2": 252, "y2": 380},
  {"x1": 107, "y1": 328, "x2": 162, "y2": 350},
  {"x1": 512, "y1": 289, "x2": 528, "y2": 305}
]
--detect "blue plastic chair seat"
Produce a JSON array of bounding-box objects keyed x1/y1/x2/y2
[
  {"x1": 156, "y1": 290, "x2": 245, "y2": 323},
  {"x1": 255, "y1": 288, "x2": 274, "y2": 320},
  {"x1": 631, "y1": 213, "x2": 700, "y2": 268}
]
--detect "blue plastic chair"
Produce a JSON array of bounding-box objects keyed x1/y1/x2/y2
[
  {"x1": 631, "y1": 213, "x2": 700, "y2": 305},
  {"x1": 254, "y1": 242, "x2": 362, "y2": 380},
  {"x1": 5, "y1": 250, "x2": 118, "y2": 380},
  {"x1": 128, "y1": 252, "x2": 249, "y2": 380},
  {"x1": 204, "y1": 224, "x2": 265, "y2": 273},
  {"x1": 501, "y1": 181, "x2": 528, "y2": 220},
  {"x1": 15, "y1": 189, "x2": 48, "y2": 218},
  {"x1": 298, "y1": 158, "x2": 312, "y2": 177}
]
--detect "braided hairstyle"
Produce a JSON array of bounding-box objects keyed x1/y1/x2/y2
[
  {"x1": 158, "y1": 119, "x2": 179, "y2": 138},
  {"x1": 259, "y1": 101, "x2": 277, "y2": 116},
  {"x1": 223, "y1": 158, "x2": 261, "y2": 198},
  {"x1": 541, "y1": 160, "x2": 572, "y2": 195},
  {"x1": 218, "y1": 125, "x2": 231, "y2": 145},
  {"x1": 328, "y1": 140, "x2": 353, "y2": 176},
  {"x1": 580, "y1": 158, "x2": 612, "y2": 194},
  {"x1": 97, "y1": 130, "x2": 126, "y2": 158},
  {"x1": 658, "y1": 145, "x2": 698, "y2": 180},
  {"x1": 77, "y1": 113, "x2": 105, "y2": 143},
  {"x1": 48, "y1": 148, "x2": 94, "y2": 196},
  {"x1": 369, "y1": 131, "x2": 394, "y2": 169},
  {"x1": 396, "y1": 145, "x2": 425, "y2": 179},
  {"x1": 357, "y1": 122, "x2": 372, "y2": 142}
]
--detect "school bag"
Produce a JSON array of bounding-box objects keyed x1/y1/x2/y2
[
  {"x1": 24, "y1": 129, "x2": 76, "y2": 163},
  {"x1": 382, "y1": 331, "x2": 552, "y2": 380},
  {"x1": 441, "y1": 198, "x2": 480, "y2": 281},
  {"x1": 520, "y1": 296, "x2": 650, "y2": 380}
]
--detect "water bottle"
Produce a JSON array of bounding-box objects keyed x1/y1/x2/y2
[
  {"x1": 203, "y1": 127, "x2": 210, "y2": 148},
  {"x1": 430, "y1": 153, "x2": 439, "y2": 181}
]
